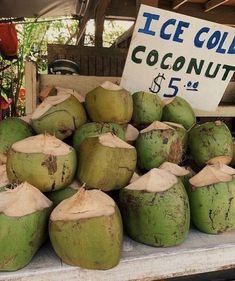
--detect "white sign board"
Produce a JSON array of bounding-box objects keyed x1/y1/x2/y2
[{"x1": 121, "y1": 5, "x2": 235, "y2": 111}]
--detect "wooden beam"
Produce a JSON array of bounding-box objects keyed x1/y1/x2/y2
[
  {"x1": 94, "y1": 0, "x2": 111, "y2": 47},
  {"x1": 172, "y1": 0, "x2": 189, "y2": 10},
  {"x1": 159, "y1": 1, "x2": 235, "y2": 25},
  {"x1": 205, "y1": 0, "x2": 230, "y2": 12}
]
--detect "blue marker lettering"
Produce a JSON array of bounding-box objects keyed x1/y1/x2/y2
[{"x1": 138, "y1": 12, "x2": 160, "y2": 36}]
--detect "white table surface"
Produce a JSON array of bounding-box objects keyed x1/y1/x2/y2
[{"x1": 1, "y1": 228, "x2": 235, "y2": 281}]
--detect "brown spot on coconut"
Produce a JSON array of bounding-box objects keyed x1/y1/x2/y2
[
  {"x1": 136, "y1": 121, "x2": 184, "y2": 170},
  {"x1": 85, "y1": 81, "x2": 133, "y2": 124},
  {"x1": 31, "y1": 93, "x2": 87, "y2": 140},
  {"x1": 0, "y1": 182, "x2": 52, "y2": 271},
  {"x1": 119, "y1": 168, "x2": 190, "y2": 247},
  {"x1": 188, "y1": 164, "x2": 235, "y2": 234},
  {"x1": 163, "y1": 121, "x2": 188, "y2": 148},
  {"x1": 49, "y1": 188, "x2": 122, "y2": 270},
  {"x1": 6, "y1": 134, "x2": 77, "y2": 192},
  {"x1": 77, "y1": 132, "x2": 137, "y2": 191}
]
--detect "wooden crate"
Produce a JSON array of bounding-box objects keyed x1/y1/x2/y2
[
  {"x1": 25, "y1": 62, "x2": 235, "y2": 117},
  {"x1": 48, "y1": 45, "x2": 128, "y2": 77}
]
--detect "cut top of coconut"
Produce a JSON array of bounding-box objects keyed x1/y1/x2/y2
[
  {"x1": 0, "y1": 182, "x2": 52, "y2": 217},
  {"x1": 125, "y1": 168, "x2": 178, "y2": 192},
  {"x1": 11, "y1": 134, "x2": 73, "y2": 156},
  {"x1": 162, "y1": 97, "x2": 175, "y2": 107},
  {"x1": 163, "y1": 121, "x2": 185, "y2": 130},
  {"x1": 140, "y1": 121, "x2": 174, "y2": 134},
  {"x1": 189, "y1": 164, "x2": 235, "y2": 188},
  {"x1": 159, "y1": 162, "x2": 190, "y2": 176},
  {"x1": 0, "y1": 165, "x2": 9, "y2": 187},
  {"x1": 69, "y1": 180, "x2": 82, "y2": 190},
  {"x1": 56, "y1": 87, "x2": 85, "y2": 103},
  {"x1": 31, "y1": 93, "x2": 71, "y2": 120},
  {"x1": 50, "y1": 188, "x2": 115, "y2": 221},
  {"x1": 130, "y1": 172, "x2": 141, "y2": 184},
  {"x1": 100, "y1": 81, "x2": 122, "y2": 91},
  {"x1": 125, "y1": 124, "x2": 139, "y2": 142},
  {"x1": 99, "y1": 133, "x2": 134, "y2": 149},
  {"x1": 0, "y1": 153, "x2": 7, "y2": 165}
]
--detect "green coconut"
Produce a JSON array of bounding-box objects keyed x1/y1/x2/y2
[
  {"x1": 77, "y1": 133, "x2": 137, "y2": 191},
  {"x1": 85, "y1": 81, "x2": 133, "y2": 124},
  {"x1": 188, "y1": 121, "x2": 233, "y2": 167},
  {"x1": 119, "y1": 168, "x2": 190, "y2": 247},
  {"x1": 0, "y1": 182, "x2": 52, "y2": 271},
  {"x1": 49, "y1": 188, "x2": 122, "y2": 269},
  {"x1": 46, "y1": 180, "x2": 81, "y2": 206},
  {"x1": 6, "y1": 134, "x2": 77, "y2": 192},
  {"x1": 132, "y1": 91, "x2": 162, "y2": 126},
  {"x1": 0, "y1": 117, "x2": 33, "y2": 163},
  {"x1": 162, "y1": 96, "x2": 196, "y2": 130},
  {"x1": 31, "y1": 93, "x2": 87, "y2": 140},
  {"x1": 72, "y1": 122, "x2": 125, "y2": 151},
  {"x1": 188, "y1": 164, "x2": 235, "y2": 234},
  {"x1": 136, "y1": 121, "x2": 184, "y2": 170}
]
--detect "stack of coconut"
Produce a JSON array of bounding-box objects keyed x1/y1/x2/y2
[{"x1": 0, "y1": 81, "x2": 234, "y2": 272}]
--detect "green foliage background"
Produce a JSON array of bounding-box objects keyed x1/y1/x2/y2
[{"x1": 0, "y1": 18, "x2": 132, "y2": 117}]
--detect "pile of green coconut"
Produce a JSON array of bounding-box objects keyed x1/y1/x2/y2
[{"x1": 0, "y1": 81, "x2": 234, "y2": 271}]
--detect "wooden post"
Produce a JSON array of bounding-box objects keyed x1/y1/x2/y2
[
  {"x1": 25, "y1": 61, "x2": 37, "y2": 115},
  {"x1": 95, "y1": 0, "x2": 111, "y2": 47}
]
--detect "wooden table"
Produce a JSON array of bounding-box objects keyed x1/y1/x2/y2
[{"x1": 1, "y1": 228, "x2": 235, "y2": 281}]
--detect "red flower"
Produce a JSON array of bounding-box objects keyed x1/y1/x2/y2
[
  {"x1": 0, "y1": 97, "x2": 12, "y2": 110},
  {"x1": 19, "y1": 88, "x2": 26, "y2": 99}
]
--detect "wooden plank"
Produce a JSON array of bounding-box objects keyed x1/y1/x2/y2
[
  {"x1": 96, "y1": 56, "x2": 104, "y2": 76},
  {"x1": 195, "y1": 104, "x2": 235, "y2": 117},
  {"x1": 172, "y1": 0, "x2": 189, "y2": 10},
  {"x1": 25, "y1": 62, "x2": 38, "y2": 115},
  {"x1": 39, "y1": 75, "x2": 121, "y2": 97},
  {"x1": 205, "y1": 0, "x2": 230, "y2": 12},
  {"x1": 221, "y1": 82, "x2": 235, "y2": 103},
  {"x1": 2, "y1": 229, "x2": 235, "y2": 281},
  {"x1": 88, "y1": 56, "x2": 96, "y2": 76}
]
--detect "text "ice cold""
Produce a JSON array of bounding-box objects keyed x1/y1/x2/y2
[{"x1": 138, "y1": 12, "x2": 235, "y2": 54}]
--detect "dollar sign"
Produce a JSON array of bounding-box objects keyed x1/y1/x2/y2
[{"x1": 149, "y1": 73, "x2": 166, "y2": 94}]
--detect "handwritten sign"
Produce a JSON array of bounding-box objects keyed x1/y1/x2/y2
[{"x1": 121, "y1": 5, "x2": 235, "y2": 111}]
